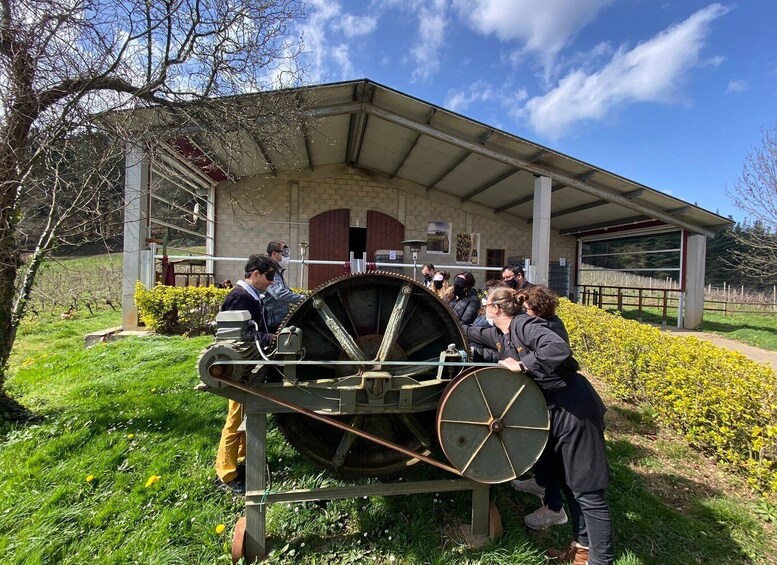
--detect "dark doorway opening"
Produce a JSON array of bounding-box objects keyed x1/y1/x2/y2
[{"x1": 349, "y1": 226, "x2": 367, "y2": 257}]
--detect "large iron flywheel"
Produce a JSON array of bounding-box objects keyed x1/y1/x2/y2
[{"x1": 274, "y1": 272, "x2": 467, "y2": 477}]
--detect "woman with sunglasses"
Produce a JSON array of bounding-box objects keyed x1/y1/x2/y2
[{"x1": 468, "y1": 287, "x2": 614, "y2": 565}]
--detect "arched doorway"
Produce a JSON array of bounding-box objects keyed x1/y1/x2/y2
[{"x1": 307, "y1": 209, "x2": 405, "y2": 288}]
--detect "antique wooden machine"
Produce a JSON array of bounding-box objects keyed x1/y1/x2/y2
[{"x1": 198, "y1": 272, "x2": 550, "y2": 561}]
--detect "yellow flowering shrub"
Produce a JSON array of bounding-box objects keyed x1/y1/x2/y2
[
  {"x1": 134, "y1": 283, "x2": 229, "y2": 335},
  {"x1": 559, "y1": 299, "x2": 777, "y2": 493}
]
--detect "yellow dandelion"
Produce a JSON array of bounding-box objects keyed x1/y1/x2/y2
[
  {"x1": 151, "y1": 388, "x2": 157, "y2": 393},
  {"x1": 85, "y1": 474, "x2": 95, "y2": 483},
  {"x1": 145, "y1": 474, "x2": 161, "y2": 487},
  {"x1": 215, "y1": 524, "x2": 226, "y2": 534},
  {"x1": 127, "y1": 433, "x2": 135, "y2": 439}
]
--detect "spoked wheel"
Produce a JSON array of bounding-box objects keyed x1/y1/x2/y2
[
  {"x1": 274, "y1": 272, "x2": 467, "y2": 477},
  {"x1": 436, "y1": 367, "x2": 550, "y2": 484}
]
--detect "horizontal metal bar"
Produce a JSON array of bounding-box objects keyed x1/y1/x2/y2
[
  {"x1": 246, "y1": 479, "x2": 484, "y2": 503},
  {"x1": 581, "y1": 248, "x2": 681, "y2": 258},
  {"x1": 211, "y1": 360, "x2": 499, "y2": 367}
]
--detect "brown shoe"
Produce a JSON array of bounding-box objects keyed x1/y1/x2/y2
[
  {"x1": 572, "y1": 547, "x2": 589, "y2": 565},
  {"x1": 547, "y1": 541, "x2": 588, "y2": 563}
]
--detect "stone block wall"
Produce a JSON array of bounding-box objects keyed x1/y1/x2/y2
[{"x1": 214, "y1": 164, "x2": 577, "y2": 289}]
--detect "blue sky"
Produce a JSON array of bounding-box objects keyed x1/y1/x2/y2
[{"x1": 291, "y1": 0, "x2": 777, "y2": 223}]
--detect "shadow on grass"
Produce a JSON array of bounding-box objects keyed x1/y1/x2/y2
[
  {"x1": 699, "y1": 318, "x2": 777, "y2": 337},
  {"x1": 245, "y1": 432, "x2": 763, "y2": 565}
]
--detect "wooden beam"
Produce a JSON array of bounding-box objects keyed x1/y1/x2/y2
[
  {"x1": 248, "y1": 134, "x2": 276, "y2": 177},
  {"x1": 391, "y1": 109, "x2": 435, "y2": 178},
  {"x1": 363, "y1": 102, "x2": 715, "y2": 237},
  {"x1": 559, "y1": 215, "x2": 652, "y2": 235},
  {"x1": 460, "y1": 168, "x2": 519, "y2": 202}
]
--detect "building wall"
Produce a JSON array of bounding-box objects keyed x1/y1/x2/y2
[{"x1": 214, "y1": 164, "x2": 576, "y2": 288}]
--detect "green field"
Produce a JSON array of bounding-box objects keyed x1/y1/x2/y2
[{"x1": 1, "y1": 309, "x2": 776, "y2": 563}]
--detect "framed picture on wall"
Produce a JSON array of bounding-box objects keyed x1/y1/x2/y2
[
  {"x1": 456, "y1": 233, "x2": 480, "y2": 264},
  {"x1": 426, "y1": 221, "x2": 451, "y2": 254}
]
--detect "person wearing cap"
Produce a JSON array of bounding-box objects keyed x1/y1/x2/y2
[
  {"x1": 265, "y1": 240, "x2": 305, "y2": 332},
  {"x1": 501, "y1": 264, "x2": 533, "y2": 291},
  {"x1": 421, "y1": 263, "x2": 436, "y2": 288},
  {"x1": 214, "y1": 254, "x2": 276, "y2": 495},
  {"x1": 431, "y1": 271, "x2": 452, "y2": 301}
]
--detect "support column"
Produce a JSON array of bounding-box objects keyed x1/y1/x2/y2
[
  {"x1": 531, "y1": 176, "x2": 552, "y2": 285},
  {"x1": 684, "y1": 233, "x2": 707, "y2": 329},
  {"x1": 122, "y1": 143, "x2": 150, "y2": 330},
  {"x1": 288, "y1": 180, "x2": 301, "y2": 289}
]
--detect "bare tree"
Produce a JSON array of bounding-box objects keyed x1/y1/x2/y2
[
  {"x1": 728, "y1": 125, "x2": 777, "y2": 282},
  {"x1": 0, "y1": 0, "x2": 306, "y2": 423}
]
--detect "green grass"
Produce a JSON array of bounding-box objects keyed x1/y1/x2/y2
[
  {"x1": 617, "y1": 306, "x2": 777, "y2": 352},
  {"x1": 2, "y1": 312, "x2": 776, "y2": 563}
]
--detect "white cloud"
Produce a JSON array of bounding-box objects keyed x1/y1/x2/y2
[
  {"x1": 331, "y1": 43, "x2": 355, "y2": 79},
  {"x1": 297, "y1": 0, "x2": 341, "y2": 82},
  {"x1": 453, "y1": 0, "x2": 615, "y2": 68},
  {"x1": 411, "y1": 0, "x2": 447, "y2": 81},
  {"x1": 726, "y1": 79, "x2": 749, "y2": 93},
  {"x1": 520, "y1": 3, "x2": 731, "y2": 139},
  {"x1": 445, "y1": 80, "x2": 527, "y2": 112},
  {"x1": 332, "y1": 13, "x2": 378, "y2": 38}
]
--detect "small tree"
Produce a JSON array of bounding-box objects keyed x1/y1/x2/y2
[
  {"x1": 728, "y1": 126, "x2": 777, "y2": 283},
  {"x1": 0, "y1": 0, "x2": 306, "y2": 423}
]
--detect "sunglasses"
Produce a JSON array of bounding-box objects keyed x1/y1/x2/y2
[{"x1": 273, "y1": 248, "x2": 290, "y2": 257}]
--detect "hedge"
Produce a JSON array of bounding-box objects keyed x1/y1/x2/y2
[
  {"x1": 559, "y1": 300, "x2": 777, "y2": 493},
  {"x1": 134, "y1": 283, "x2": 229, "y2": 335}
]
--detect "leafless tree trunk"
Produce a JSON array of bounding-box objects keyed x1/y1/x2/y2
[
  {"x1": 0, "y1": 0, "x2": 307, "y2": 423},
  {"x1": 728, "y1": 126, "x2": 777, "y2": 282}
]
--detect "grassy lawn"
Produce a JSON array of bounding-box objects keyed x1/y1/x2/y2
[
  {"x1": 2, "y1": 311, "x2": 776, "y2": 563},
  {"x1": 617, "y1": 307, "x2": 777, "y2": 352}
]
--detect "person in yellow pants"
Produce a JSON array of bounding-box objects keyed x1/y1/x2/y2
[{"x1": 213, "y1": 254, "x2": 276, "y2": 494}]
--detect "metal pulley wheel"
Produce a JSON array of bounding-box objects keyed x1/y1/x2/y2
[
  {"x1": 274, "y1": 272, "x2": 467, "y2": 477},
  {"x1": 436, "y1": 367, "x2": 550, "y2": 484}
]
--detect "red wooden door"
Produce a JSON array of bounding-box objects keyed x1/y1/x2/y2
[
  {"x1": 366, "y1": 210, "x2": 404, "y2": 261},
  {"x1": 308, "y1": 208, "x2": 350, "y2": 288}
]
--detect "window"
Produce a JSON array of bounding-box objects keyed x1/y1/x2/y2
[{"x1": 486, "y1": 249, "x2": 505, "y2": 280}]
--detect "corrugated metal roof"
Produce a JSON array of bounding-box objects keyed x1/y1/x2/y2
[{"x1": 145, "y1": 79, "x2": 734, "y2": 237}]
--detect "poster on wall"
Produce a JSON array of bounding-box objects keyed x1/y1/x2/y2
[
  {"x1": 456, "y1": 233, "x2": 480, "y2": 265},
  {"x1": 426, "y1": 221, "x2": 451, "y2": 254}
]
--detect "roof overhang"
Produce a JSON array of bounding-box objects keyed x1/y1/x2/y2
[{"x1": 115, "y1": 79, "x2": 734, "y2": 238}]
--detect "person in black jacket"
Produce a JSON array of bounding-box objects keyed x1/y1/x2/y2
[
  {"x1": 509, "y1": 286, "x2": 570, "y2": 531},
  {"x1": 214, "y1": 255, "x2": 276, "y2": 494},
  {"x1": 501, "y1": 264, "x2": 533, "y2": 290},
  {"x1": 468, "y1": 287, "x2": 613, "y2": 565},
  {"x1": 448, "y1": 271, "x2": 480, "y2": 325}
]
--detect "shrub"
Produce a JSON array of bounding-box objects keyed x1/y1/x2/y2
[
  {"x1": 559, "y1": 299, "x2": 777, "y2": 493},
  {"x1": 134, "y1": 283, "x2": 229, "y2": 335}
]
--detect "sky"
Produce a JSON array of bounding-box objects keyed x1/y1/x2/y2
[{"x1": 290, "y1": 0, "x2": 777, "y2": 223}]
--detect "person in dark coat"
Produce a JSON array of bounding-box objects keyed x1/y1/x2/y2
[
  {"x1": 467, "y1": 286, "x2": 613, "y2": 565},
  {"x1": 509, "y1": 286, "x2": 571, "y2": 531},
  {"x1": 448, "y1": 271, "x2": 480, "y2": 325},
  {"x1": 214, "y1": 254, "x2": 276, "y2": 495},
  {"x1": 501, "y1": 264, "x2": 533, "y2": 290}
]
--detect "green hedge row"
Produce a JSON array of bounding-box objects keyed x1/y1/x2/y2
[
  {"x1": 134, "y1": 283, "x2": 229, "y2": 335},
  {"x1": 559, "y1": 300, "x2": 777, "y2": 493}
]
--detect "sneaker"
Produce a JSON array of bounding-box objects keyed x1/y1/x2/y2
[
  {"x1": 548, "y1": 541, "x2": 588, "y2": 563},
  {"x1": 510, "y1": 477, "x2": 545, "y2": 498},
  {"x1": 213, "y1": 476, "x2": 246, "y2": 495},
  {"x1": 524, "y1": 505, "x2": 568, "y2": 530}
]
